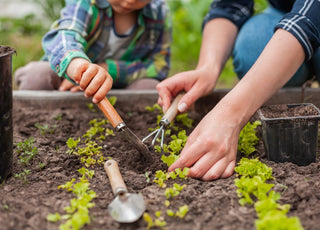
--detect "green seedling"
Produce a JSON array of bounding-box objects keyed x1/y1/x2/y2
[
  {"x1": 143, "y1": 212, "x2": 167, "y2": 230},
  {"x1": 54, "y1": 114, "x2": 62, "y2": 121},
  {"x1": 86, "y1": 103, "x2": 97, "y2": 113},
  {"x1": 108, "y1": 96, "x2": 117, "y2": 106},
  {"x1": 66, "y1": 138, "x2": 80, "y2": 155},
  {"x1": 176, "y1": 113, "x2": 193, "y2": 128},
  {"x1": 145, "y1": 172, "x2": 151, "y2": 183},
  {"x1": 50, "y1": 177, "x2": 97, "y2": 230},
  {"x1": 35, "y1": 122, "x2": 56, "y2": 135},
  {"x1": 15, "y1": 137, "x2": 38, "y2": 165},
  {"x1": 3, "y1": 204, "x2": 10, "y2": 211},
  {"x1": 167, "y1": 204, "x2": 189, "y2": 219},
  {"x1": 38, "y1": 162, "x2": 45, "y2": 169},
  {"x1": 164, "y1": 183, "x2": 186, "y2": 199},
  {"x1": 14, "y1": 169, "x2": 31, "y2": 184},
  {"x1": 238, "y1": 121, "x2": 261, "y2": 156}
]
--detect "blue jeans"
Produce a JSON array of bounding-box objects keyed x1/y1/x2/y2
[{"x1": 232, "y1": 6, "x2": 320, "y2": 87}]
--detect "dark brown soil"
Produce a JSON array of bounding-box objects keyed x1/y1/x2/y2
[
  {"x1": 0, "y1": 98, "x2": 320, "y2": 230},
  {"x1": 259, "y1": 104, "x2": 320, "y2": 118}
]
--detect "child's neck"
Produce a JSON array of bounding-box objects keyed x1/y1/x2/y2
[{"x1": 113, "y1": 11, "x2": 138, "y2": 35}]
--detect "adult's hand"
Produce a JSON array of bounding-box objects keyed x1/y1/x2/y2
[
  {"x1": 66, "y1": 58, "x2": 113, "y2": 103},
  {"x1": 168, "y1": 105, "x2": 240, "y2": 181},
  {"x1": 156, "y1": 68, "x2": 217, "y2": 113}
]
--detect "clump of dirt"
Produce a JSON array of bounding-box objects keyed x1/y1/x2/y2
[{"x1": 0, "y1": 99, "x2": 319, "y2": 230}]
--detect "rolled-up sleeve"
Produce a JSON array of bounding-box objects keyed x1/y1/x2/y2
[
  {"x1": 275, "y1": 0, "x2": 320, "y2": 60},
  {"x1": 202, "y1": 0, "x2": 254, "y2": 30}
]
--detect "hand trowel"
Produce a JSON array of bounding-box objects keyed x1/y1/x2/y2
[{"x1": 104, "y1": 159, "x2": 146, "y2": 223}]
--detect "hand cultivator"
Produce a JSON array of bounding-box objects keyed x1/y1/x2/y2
[{"x1": 142, "y1": 93, "x2": 184, "y2": 150}]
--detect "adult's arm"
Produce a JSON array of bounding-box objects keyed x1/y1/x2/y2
[
  {"x1": 157, "y1": 18, "x2": 238, "y2": 112},
  {"x1": 169, "y1": 28, "x2": 305, "y2": 180}
]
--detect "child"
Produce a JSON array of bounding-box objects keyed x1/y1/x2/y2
[{"x1": 14, "y1": 0, "x2": 171, "y2": 103}]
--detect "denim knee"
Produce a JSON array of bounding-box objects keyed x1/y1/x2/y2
[{"x1": 233, "y1": 7, "x2": 284, "y2": 79}]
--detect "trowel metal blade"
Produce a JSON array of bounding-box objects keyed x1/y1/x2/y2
[
  {"x1": 120, "y1": 126, "x2": 152, "y2": 161},
  {"x1": 108, "y1": 193, "x2": 146, "y2": 223}
]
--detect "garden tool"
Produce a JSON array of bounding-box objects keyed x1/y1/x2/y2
[
  {"x1": 142, "y1": 92, "x2": 185, "y2": 150},
  {"x1": 104, "y1": 159, "x2": 146, "y2": 223},
  {"x1": 98, "y1": 98, "x2": 152, "y2": 162}
]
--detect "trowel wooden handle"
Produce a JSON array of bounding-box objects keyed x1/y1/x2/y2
[
  {"x1": 162, "y1": 92, "x2": 185, "y2": 124},
  {"x1": 98, "y1": 98, "x2": 124, "y2": 129},
  {"x1": 104, "y1": 159, "x2": 127, "y2": 195}
]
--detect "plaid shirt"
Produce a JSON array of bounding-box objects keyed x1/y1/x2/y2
[
  {"x1": 203, "y1": 0, "x2": 320, "y2": 61},
  {"x1": 42, "y1": 0, "x2": 172, "y2": 87}
]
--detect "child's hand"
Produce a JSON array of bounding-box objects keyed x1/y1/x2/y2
[{"x1": 66, "y1": 58, "x2": 113, "y2": 103}]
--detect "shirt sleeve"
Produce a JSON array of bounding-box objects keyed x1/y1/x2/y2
[
  {"x1": 42, "y1": 0, "x2": 93, "y2": 78},
  {"x1": 203, "y1": 0, "x2": 254, "y2": 30},
  {"x1": 274, "y1": 0, "x2": 320, "y2": 60},
  {"x1": 106, "y1": 3, "x2": 172, "y2": 86}
]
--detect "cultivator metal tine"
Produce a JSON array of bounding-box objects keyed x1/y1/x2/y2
[{"x1": 142, "y1": 125, "x2": 165, "y2": 151}]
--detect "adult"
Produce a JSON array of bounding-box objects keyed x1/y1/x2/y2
[{"x1": 157, "y1": 0, "x2": 320, "y2": 181}]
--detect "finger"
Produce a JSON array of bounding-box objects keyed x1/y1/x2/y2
[
  {"x1": 168, "y1": 135, "x2": 205, "y2": 172},
  {"x1": 83, "y1": 69, "x2": 106, "y2": 97},
  {"x1": 92, "y1": 74, "x2": 113, "y2": 103},
  {"x1": 156, "y1": 85, "x2": 173, "y2": 112},
  {"x1": 200, "y1": 157, "x2": 229, "y2": 181},
  {"x1": 59, "y1": 79, "x2": 75, "y2": 91},
  {"x1": 80, "y1": 65, "x2": 99, "y2": 91},
  {"x1": 220, "y1": 161, "x2": 236, "y2": 179},
  {"x1": 70, "y1": 86, "x2": 81, "y2": 92},
  {"x1": 177, "y1": 81, "x2": 206, "y2": 113}
]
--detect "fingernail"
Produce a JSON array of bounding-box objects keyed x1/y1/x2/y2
[
  {"x1": 92, "y1": 98, "x2": 98, "y2": 103},
  {"x1": 79, "y1": 87, "x2": 83, "y2": 91},
  {"x1": 178, "y1": 102, "x2": 187, "y2": 112},
  {"x1": 84, "y1": 93, "x2": 89, "y2": 98}
]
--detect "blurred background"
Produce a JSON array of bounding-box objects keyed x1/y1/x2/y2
[{"x1": 0, "y1": 0, "x2": 267, "y2": 89}]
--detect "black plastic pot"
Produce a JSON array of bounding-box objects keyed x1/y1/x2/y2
[
  {"x1": 258, "y1": 103, "x2": 320, "y2": 166},
  {"x1": 0, "y1": 46, "x2": 16, "y2": 182}
]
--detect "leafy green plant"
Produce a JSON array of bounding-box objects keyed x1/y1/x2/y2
[
  {"x1": 143, "y1": 212, "x2": 167, "y2": 229},
  {"x1": 14, "y1": 169, "x2": 31, "y2": 184},
  {"x1": 176, "y1": 113, "x2": 194, "y2": 128},
  {"x1": 66, "y1": 138, "x2": 80, "y2": 155},
  {"x1": 165, "y1": 183, "x2": 186, "y2": 199},
  {"x1": 35, "y1": 122, "x2": 56, "y2": 135},
  {"x1": 167, "y1": 205, "x2": 189, "y2": 219},
  {"x1": 15, "y1": 137, "x2": 38, "y2": 165},
  {"x1": 238, "y1": 121, "x2": 261, "y2": 156},
  {"x1": 49, "y1": 176, "x2": 97, "y2": 230}
]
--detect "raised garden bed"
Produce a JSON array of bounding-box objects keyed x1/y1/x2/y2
[{"x1": 0, "y1": 89, "x2": 320, "y2": 230}]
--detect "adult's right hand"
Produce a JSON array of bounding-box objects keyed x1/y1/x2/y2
[{"x1": 156, "y1": 68, "x2": 217, "y2": 113}]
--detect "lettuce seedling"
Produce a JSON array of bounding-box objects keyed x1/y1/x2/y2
[
  {"x1": 238, "y1": 121, "x2": 261, "y2": 156},
  {"x1": 165, "y1": 183, "x2": 186, "y2": 199},
  {"x1": 176, "y1": 113, "x2": 193, "y2": 128}
]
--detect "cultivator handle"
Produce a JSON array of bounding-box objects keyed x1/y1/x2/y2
[
  {"x1": 104, "y1": 159, "x2": 127, "y2": 196},
  {"x1": 161, "y1": 92, "x2": 185, "y2": 126},
  {"x1": 98, "y1": 98, "x2": 124, "y2": 130}
]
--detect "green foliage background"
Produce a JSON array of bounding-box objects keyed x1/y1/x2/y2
[{"x1": 0, "y1": 0, "x2": 267, "y2": 89}]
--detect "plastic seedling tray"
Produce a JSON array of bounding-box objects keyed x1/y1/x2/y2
[{"x1": 258, "y1": 103, "x2": 320, "y2": 166}]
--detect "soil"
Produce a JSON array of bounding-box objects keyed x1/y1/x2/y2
[
  {"x1": 0, "y1": 98, "x2": 320, "y2": 230},
  {"x1": 259, "y1": 104, "x2": 320, "y2": 118}
]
